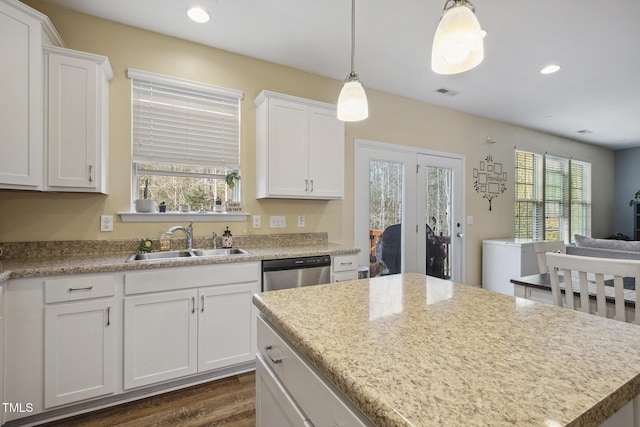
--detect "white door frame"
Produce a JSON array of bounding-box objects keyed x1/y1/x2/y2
[{"x1": 354, "y1": 139, "x2": 465, "y2": 281}]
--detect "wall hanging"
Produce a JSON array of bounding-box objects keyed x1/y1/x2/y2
[{"x1": 473, "y1": 154, "x2": 507, "y2": 211}]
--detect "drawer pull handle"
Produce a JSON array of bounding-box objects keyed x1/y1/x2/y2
[
  {"x1": 68, "y1": 286, "x2": 93, "y2": 292},
  {"x1": 106, "y1": 306, "x2": 111, "y2": 326},
  {"x1": 265, "y1": 345, "x2": 283, "y2": 364},
  {"x1": 341, "y1": 261, "x2": 353, "y2": 266}
]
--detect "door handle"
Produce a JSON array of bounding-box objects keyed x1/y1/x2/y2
[{"x1": 456, "y1": 232, "x2": 464, "y2": 238}]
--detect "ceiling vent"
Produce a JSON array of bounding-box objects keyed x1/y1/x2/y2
[
  {"x1": 435, "y1": 88, "x2": 460, "y2": 97},
  {"x1": 577, "y1": 129, "x2": 594, "y2": 135}
]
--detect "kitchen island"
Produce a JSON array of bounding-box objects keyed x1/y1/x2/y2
[{"x1": 253, "y1": 273, "x2": 640, "y2": 426}]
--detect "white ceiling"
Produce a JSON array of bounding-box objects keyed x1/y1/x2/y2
[{"x1": 39, "y1": 0, "x2": 640, "y2": 150}]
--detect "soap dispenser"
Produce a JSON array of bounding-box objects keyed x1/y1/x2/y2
[{"x1": 222, "y1": 226, "x2": 233, "y2": 248}]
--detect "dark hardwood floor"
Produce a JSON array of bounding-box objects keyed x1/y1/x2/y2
[{"x1": 40, "y1": 372, "x2": 255, "y2": 427}]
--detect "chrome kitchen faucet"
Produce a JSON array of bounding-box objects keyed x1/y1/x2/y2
[{"x1": 166, "y1": 221, "x2": 194, "y2": 250}]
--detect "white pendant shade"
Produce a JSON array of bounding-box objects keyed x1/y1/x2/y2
[
  {"x1": 337, "y1": 0, "x2": 368, "y2": 122},
  {"x1": 431, "y1": 3, "x2": 484, "y2": 75},
  {"x1": 337, "y1": 75, "x2": 369, "y2": 122}
]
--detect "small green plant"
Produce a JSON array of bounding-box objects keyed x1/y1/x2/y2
[
  {"x1": 137, "y1": 238, "x2": 153, "y2": 253},
  {"x1": 629, "y1": 190, "x2": 640, "y2": 206},
  {"x1": 225, "y1": 172, "x2": 240, "y2": 189},
  {"x1": 143, "y1": 178, "x2": 149, "y2": 199}
]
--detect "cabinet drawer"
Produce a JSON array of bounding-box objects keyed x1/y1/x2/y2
[
  {"x1": 257, "y1": 316, "x2": 369, "y2": 427},
  {"x1": 333, "y1": 271, "x2": 358, "y2": 282},
  {"x1": 45, "y1": 274, "x2": 115, "y2": 303},
  {"x1": 332, "y1": 254, "x2": 358, "y2": 272}
]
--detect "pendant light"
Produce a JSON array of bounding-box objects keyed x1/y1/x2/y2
[
  {"x1": 337, "y1": 0, "x2": 368, "y2": 122},
  {"x1": 431, "y1": 0, "x2": 484, "y2": 75}
]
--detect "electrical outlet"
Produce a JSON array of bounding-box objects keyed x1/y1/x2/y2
[
  {"x1": 253, "y1": 215, "x2": 262, "y2": 229},
  {"x1": 269, "y1": 215, "x2": 286, "y2": 228},
  {"x1": 100, "y1": 215, "x2": 114, "y2": 232},
  {"x1": 297, "y1": 215, "x2": 305, "y2": 228}
]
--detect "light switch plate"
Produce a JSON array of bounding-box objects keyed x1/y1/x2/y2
[
  {"x1": 100, "y1": 215, "x2": 114, "y2": 232},
  {"x1": 252, "y1": 215, "x2": 261, "y2": 228}
]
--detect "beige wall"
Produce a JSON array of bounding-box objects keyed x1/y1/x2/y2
[{"x1": 0, "y1": 1, "x2": 614, "y2": 285}]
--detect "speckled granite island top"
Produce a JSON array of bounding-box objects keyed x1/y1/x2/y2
[{"x1": 253, "y1": 273, "x2": 640, "y2": 427}]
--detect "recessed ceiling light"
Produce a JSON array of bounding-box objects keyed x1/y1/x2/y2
[
  {"x1": 540, "y1": 64, "x2": 561, "y2": 75},
  {"x1": 187, "y1": 7, "x2": 210, "y2": 23}
]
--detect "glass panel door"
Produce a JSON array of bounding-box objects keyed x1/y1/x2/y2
[
  {"x1": 417, "y1": 154, "x2": 464, "y2": 282},
  {"x1": 354, "y1": 140, "x2": 416, "y2": 276},
  {"x1": 369, "y1": 160, "x2": 403, "y2": 275}
]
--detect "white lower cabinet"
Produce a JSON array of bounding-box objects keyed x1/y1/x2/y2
[
  {"x1": 124, "y1": 262, "x2": 260, "y2": 390},
  {"x1": 332, "y1": 254, "x2": 359, "y2": 282},
  {"x1": 4, "y1": 262, "x2": 259, "y2": 424},
  {"x1": 43, "y1": 273, "x2": 117, "y2": 408},
  {"x1": 257, "y1": 315, "x2": 372, "y2": 427},
  {"x1": 256, "y1": 354, "x2": 311, "y2": 427},
  {"x1": 45, "y1": 298, "x2": 116, "y2": 408},
  {"x1": 124, "y1": 289, "x2": 198, "y2": 389}
]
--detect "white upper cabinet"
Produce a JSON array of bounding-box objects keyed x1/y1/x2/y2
[
  {"x1": 44, "y1": 46, "x2": 112, "y2": 193},
  {"x1": 254, "y1": 90, "x2": 345, "y2": 199},
  {"x1": 0, "y1": 0, "x2": 62, "y2": 190}
]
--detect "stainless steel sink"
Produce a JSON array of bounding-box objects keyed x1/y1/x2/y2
[
  {"x1": 126, "y1": 248, "x2": 249, "y2": 262},
  {"x1": 192, "y1": 248, "x2": 249, "y2": 257},
  {"x1": 126, "y1": 250, "x2": 195, "y2": 262}
]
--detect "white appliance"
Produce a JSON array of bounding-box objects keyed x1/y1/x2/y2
[{"x1": 482, "y1": 238, "x2": 539, "y2": 296}]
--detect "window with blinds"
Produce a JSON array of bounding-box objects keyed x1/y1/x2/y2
[
  {"x1": 127, "y1": 69, "x2": 243, "y2": 211},
  {"x1": 514, "y1": 149, "x2": 591, "y2": 243}
]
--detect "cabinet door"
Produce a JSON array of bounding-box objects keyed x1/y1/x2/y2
[
  {"x1": 0, "y1": 2, "x2": 44, "y2": 189},
  {"x1": 307, "y1": 106, "x2": 345, "y2": 199},
  {"x1": 46, "y1": 52, "x2": 99, "y2": 191},
  {"x1": 256, "y1": 354, "x2": 310, "y2": 427},
  {"x1": 44, "y1": 299, "x2": 115, "y2": 408},
  {"x1": 198, "y1": 282, "x2": 259, "y2": 372},
  {"x1": 267, "y1": 98, "x2": 309, "y2": 197},
  {"x1": 124, "y1": 290, "x2": 198, "y2": 389}
]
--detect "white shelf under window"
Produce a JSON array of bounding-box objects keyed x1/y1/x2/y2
[{"x1": 119, "y1": 212, "x2": 250, "y2": 223}]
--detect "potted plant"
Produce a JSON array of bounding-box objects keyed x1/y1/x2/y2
[
  {"x1": 225, "y1": 172, "x2": 241, "y2": 211},
  {"x1": 630, "y1": 190, "x2": 640, "y2": 206},
  {"x1": 134, "y1": 179, "x2": 156, "y2": 212}
]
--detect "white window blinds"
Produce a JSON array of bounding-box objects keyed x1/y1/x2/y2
[{"x1": 128, "y1": 69, "x2": 243, "y2": 169}]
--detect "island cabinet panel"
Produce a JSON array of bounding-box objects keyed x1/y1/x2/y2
[
  {"x1": 257, "y1": 316, "x2": 372, "y2": 427},
  {"x1": 256, "y1": 354, "x2": 310, "y2": 427},
  {"x1": 254, "y1": 90, "x2": 345, "y2": 200}
]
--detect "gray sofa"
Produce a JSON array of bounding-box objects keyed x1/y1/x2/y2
[{"x1": 566, "y1": 235, "x2": 640, "y2": 260}]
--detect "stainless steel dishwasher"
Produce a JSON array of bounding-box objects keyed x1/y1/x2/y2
[{"x1": 262, "y1": 255, "x2": 331, "y2": 291}]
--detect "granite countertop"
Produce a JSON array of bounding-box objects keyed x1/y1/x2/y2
[
  {"x1": 253, "y1": 273, "x2": 640, "y2": 427},
  {"x1": 0, "y1": 233, "x2": 358, "y2": 281}
]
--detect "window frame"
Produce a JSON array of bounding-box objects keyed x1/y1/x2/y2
[
  {"x1": 126, "y1": 69, "x2": 244, "y2": 216},
  {"x1": 514, "y1": 149, "x2": 591, "y2": 243}
]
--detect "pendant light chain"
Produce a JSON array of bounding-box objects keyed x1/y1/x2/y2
[{"x1": 350, "y1": 0, "x2": 356, "y2": 74}]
